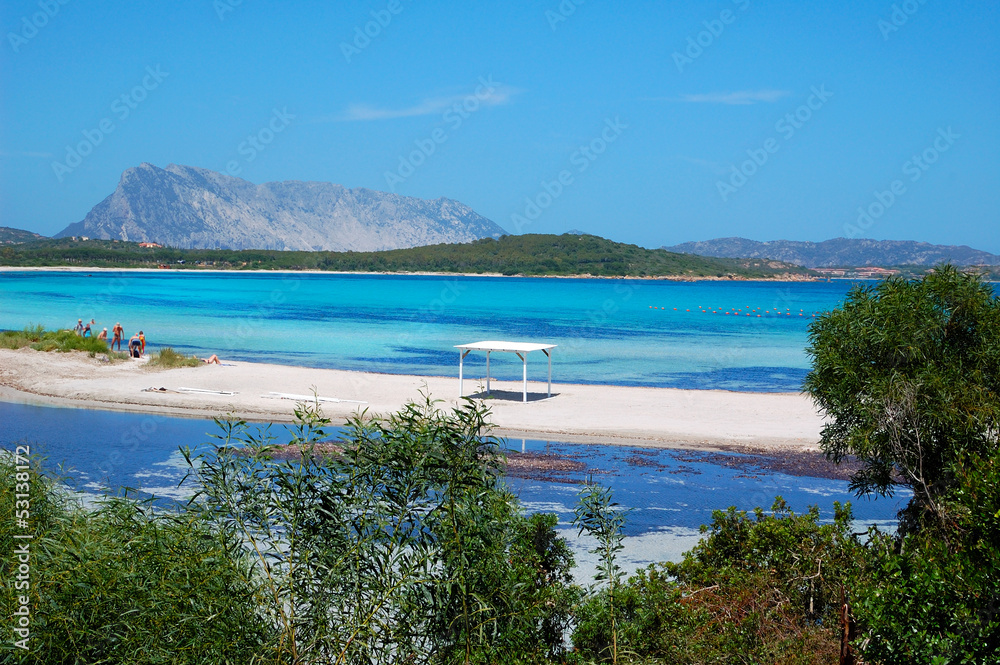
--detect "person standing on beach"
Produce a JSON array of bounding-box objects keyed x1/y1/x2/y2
[
  {"x1": 112, "y1": 322, "x2": 124, "y2": 351},
  {"x1": 139, "y1": 331, "x2": 146, "y2": 356},
  {"x1": 74, "y1": 319, "x2": 84, "y2": 336},
  {"x1": 82, "y1": 321, "x2": 92, "y2": 337}
]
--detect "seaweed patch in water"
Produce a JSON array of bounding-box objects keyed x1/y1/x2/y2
[{"x1": 503, "y1": 451, "x2": 587, "y2": 483}]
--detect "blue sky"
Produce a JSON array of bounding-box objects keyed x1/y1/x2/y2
[{"x1": 1, "y1": 1, "x2": 997, "y2": 251}]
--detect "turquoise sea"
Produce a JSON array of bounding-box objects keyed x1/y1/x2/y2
[{"x1": 0, "y1": 270, "x2": 859, "y2": 392}]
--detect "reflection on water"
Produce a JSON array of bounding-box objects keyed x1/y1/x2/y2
[{"x1": 1, "y1": 400, "x2": 905, "y2": 577}]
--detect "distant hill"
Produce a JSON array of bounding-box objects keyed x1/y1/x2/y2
[
  {"x1": 56, "y1": 163, "x2": 507, "y2": 251},
  {"x1": 0, "y1": 226, "x2": 46, "y2": 245},
  {"x1": 663, "y1": 238, "x2": 1000, "y2": 268},
  {"x1": 1, "y1": 233, "x2": 815, "y2": 279}
]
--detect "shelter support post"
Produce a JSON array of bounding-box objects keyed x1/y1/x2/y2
[
  {"x1": 459, "y1": 350, "x2": 471, "y2": 397},
  {"x1": 486, "y1": 351, "x2": 491, "y2": 394},
  {"x1": 516, "y1": 352, "x2": 527, "y2": 402},
  {"x1": 544, "y1": 349, "x2": 551, "y2": 397}
]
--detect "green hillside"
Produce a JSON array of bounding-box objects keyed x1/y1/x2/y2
[
  {"x1": 0, "y1": 226, "x2": 46, "y2": 244},
  {"x1": 0, "y1": 233, "x2": 816, "y2": 279}
]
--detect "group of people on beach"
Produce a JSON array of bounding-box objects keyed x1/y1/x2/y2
[{"x1": 74, "y1": 318, "x2": 144, "y2": 358}]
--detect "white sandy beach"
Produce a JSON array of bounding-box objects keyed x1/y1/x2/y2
[{"x1": 0, "y1": 347, "x2": 825, "y2": 452}]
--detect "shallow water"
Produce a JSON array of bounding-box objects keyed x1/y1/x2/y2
[
  {"x1": 1, "y1": 400, "x2": 903, "y2": 577},
  {"x1": 0, "y1": 271, "x2": 859, "y2": 392}
]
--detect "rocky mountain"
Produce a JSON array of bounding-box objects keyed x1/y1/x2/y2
[
  {"x1": 0, "y1": 226, "x2": 46, "y2": 244},
  {"x1": 663, "y1": 237, "x2": 1000, "y2": 268},
  {"x1": 56, "y1": 163, "x2": 506, "y2": 251}
]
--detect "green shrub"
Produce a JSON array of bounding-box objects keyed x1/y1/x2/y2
[
  {"x1": 572, "y1": 498, "x2": 861, "y2": 664},
  {"x1": 183, "y1": 394, "x2": 579, "y2": 664},
  {"x1": 0, "y1": 456, "x2": 272, "y2": 664}
]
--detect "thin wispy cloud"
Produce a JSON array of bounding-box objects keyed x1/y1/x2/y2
[
  {"x1": 329, "y1": 84, "x2": 521, "y2": 122},
  {"x1": 677, "y1": 89, "x2": 791, "y2": 105}
]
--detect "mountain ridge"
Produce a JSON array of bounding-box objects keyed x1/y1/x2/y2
[
  {"x1": 56, "y1": 163, "x2": 507, "y2": 251},
  {"x1": 663, "y1": 237, "x2": 1000, "y2": 267}
]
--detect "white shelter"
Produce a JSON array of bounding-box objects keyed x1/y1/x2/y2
[{"x1": 455, "y1": 340, "x2": 556, "y2": 403}]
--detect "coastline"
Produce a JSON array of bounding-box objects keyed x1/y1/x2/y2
[
  {"x1": 0, "y1": 265, "x2": 820, "y2": 282},
  {"x1": 0, "y1": 347, "x2": 826, "y2": 453}
]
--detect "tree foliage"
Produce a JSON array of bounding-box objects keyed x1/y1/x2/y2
[
  {"x1": 852, "y1": 450, "x2": 1000, "y2": 663},
  {"x1": 804, "y1": 265, "x2": 1000, "y2": 524}
]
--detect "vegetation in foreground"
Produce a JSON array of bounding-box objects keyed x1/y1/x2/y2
[
  {"x1": 0, "y1": 233, "x2": 815, "y2": 279},
  {"x1": 1, "y1": 266, "x2": 997, "y2": 663}
]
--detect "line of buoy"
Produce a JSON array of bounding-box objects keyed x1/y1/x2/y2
[{"x1": 649, "y1": 305, "x2": 825, "y2": 318}]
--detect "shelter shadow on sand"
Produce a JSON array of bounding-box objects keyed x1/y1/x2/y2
[{"x1": 467, "y1": 389, "x2": 560, "y2": 403}]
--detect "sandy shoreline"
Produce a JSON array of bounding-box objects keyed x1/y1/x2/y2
[
  {"x1": 0, "y1": 347, "x2": 826, "y2": 453},
  {"x1": 0, "y1": 265, "x2": 819, "y2": 282}
]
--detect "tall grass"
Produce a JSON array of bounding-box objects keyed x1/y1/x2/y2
[
  {"x1": 147, "y1": 346, "x2": 201, "y2": 368},
  {"x1": 0, "y1": 324, "x2": 111, "y2": 355}
]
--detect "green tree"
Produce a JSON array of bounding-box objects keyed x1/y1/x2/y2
[
  {"x1": 804, "y1": 265, "x2": 1000, "y2": 529},
  {"x1": 852, "y1": 450, "x2": 1000, "y2": 663}
]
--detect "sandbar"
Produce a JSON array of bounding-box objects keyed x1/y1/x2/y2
[{"x1": 0, "y1": 347, "x2": 826, "y2": 453}]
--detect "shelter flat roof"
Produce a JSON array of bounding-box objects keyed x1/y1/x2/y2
[{"x1": 455, "y1": 341, "x2": 556, "y2": 353}]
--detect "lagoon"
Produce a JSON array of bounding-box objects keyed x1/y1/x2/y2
[
  {"x1": 0, "y1": 400, "x2": 903, "y2": 576},
  {"x1": 0, "y1": 271, "x2": 858, "y2": 392}
]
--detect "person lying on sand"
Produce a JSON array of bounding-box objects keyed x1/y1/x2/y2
[{"x1": 198, "y1": 354, "x2": 221, "y2": 364}]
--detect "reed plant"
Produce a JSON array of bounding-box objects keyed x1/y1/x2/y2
[
  {"x1": 0, "y1": 455, "x2": 272, "y2": 664},
  {"x1": 182, "y1": 393, "x2": 579, "y2": 664}
]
